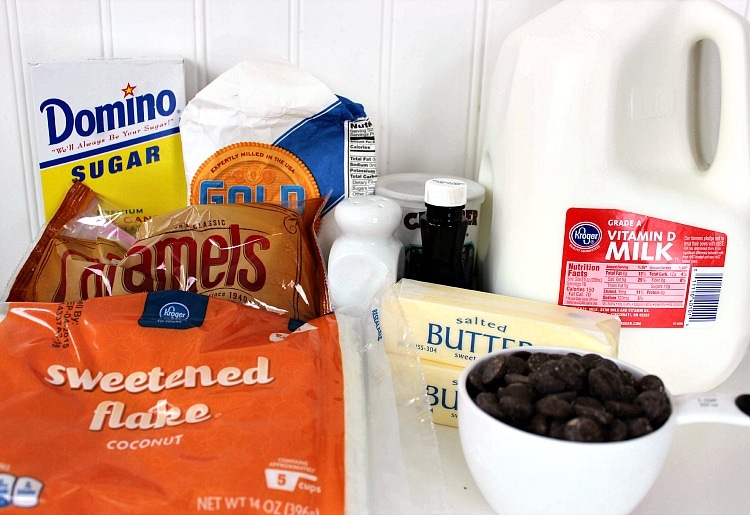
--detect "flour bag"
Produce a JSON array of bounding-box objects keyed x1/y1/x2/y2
[{"x1": 180, "y1": 59, "x2": 376, "y2": 222}]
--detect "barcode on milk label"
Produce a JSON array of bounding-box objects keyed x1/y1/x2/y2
[
  {"x1": 558, "y1": 208, "x2": 727, "y2": 329},
  {"x1": 685, "y1": 267, "x2": 724, "y2": 327}
]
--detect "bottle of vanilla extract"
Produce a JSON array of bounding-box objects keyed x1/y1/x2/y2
[{"x1": 418, "y1": 178, "x2": 471, "y2": 289}]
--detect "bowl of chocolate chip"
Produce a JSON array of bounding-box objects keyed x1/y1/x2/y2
[{"x1": 458, "y1": 347, "x2": 750, "y2": 515}]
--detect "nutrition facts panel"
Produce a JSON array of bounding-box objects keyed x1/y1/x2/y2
[
  {"x1": 563, "y1": 262, "x2": 690, "y2": 308},
  {"x1": 345, "y1": 119, "x2": 377, "y2": 197}
]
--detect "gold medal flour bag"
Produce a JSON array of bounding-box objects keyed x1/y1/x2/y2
[
  {"x1": 180, "y1": 58, "x2": 376, "y2": 214},
  {"x1": 0, "y1": 291, "x2": 348, "y2": 513},
  {"x1": 179, "y1": 58, "x2": 378, "y2": 258}
]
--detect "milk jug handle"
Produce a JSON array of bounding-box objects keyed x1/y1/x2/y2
[{"x1": 682, "y1": 0, "x2": 750, "y2": 168}]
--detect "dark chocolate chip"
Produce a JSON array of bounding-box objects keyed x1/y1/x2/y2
[
  {"x1": 638, "y1": 374, "x2": 666, "y2": 393},
  {"x1": 529, "y1": 369, "x2": 567, "y2": 395},
  {"x1": 504, "y1": 373, "x2": 531, "y2": 385},
  {"x1": 549, "y1": 418, "x2": 568, "y2": 440},
  {"x1": 607, "y1": 419, "x2": 629, "y2": 442},
  {"x1": 636, "y1": 390, "x2": 671, "y2": 428},
  {"x1": 626, "y1": 417, "x2": 654, "y2": 438},
  {"x1": 535, "y1": 395, "x2": 574, "y2": 419},
  {"x1": 604, "y1": 400, "x2": 643, "y2": 419},
  {"x1": 563, "y1": 417, "x2": 604, "y2": 442},
  {"x1": 621, "y1": 385, "x2": 638, "y2": 402},
  {"x1": 580, "y1": 353, "x2": 605, "y2": 370},
  {"x1": 525, "y1": 413, "x2": 549, "y2": 436},
  {"x1": 572, "y1": 396, "x2": 613, "y2": 426},
  {"x1": 466, "y1": 369, "x2": 485, "y2": 397},
  {"x1": 588, "y1": 366, "x2": 623, "y2": 402},
  {"x1": 498, "y1": 395, "x2": 534, "y2": 425},
  {"x1": 552, "y1": 356, "x2": 586, "y2": 391},
  {"x1": 506, "y1": 355, "x2": 529, "y2": 375},
  {"x1": 475, "y1": 392, "x2": 505, "y2": 421},
  {"x1": 498, "y1": 382, "x2": 535, "y2": 403},
  {"x1": 511, "y1": 350, "x2": 531, "y2": 361},
  {"x1": 481, "y1": 355, "x2": 508, "y2": 390}
]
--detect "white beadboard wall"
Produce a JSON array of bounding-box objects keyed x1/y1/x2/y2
[{"x1": 1, "y1": 0, "x2": 748, "y2": 292}]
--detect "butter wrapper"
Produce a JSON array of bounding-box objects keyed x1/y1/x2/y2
[
  {"x1": 29, "y1": 57, "x2": 188, "y2": 232},
  {"x1": 421, "y1": 359, "x2": 463, "y2": 428},
  {"x1": 382, "y1": 279, "x2": 620, "y2": 368}
]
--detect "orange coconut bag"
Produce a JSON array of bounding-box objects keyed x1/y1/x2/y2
[{"x1": 0, "y1": 291, "x2": 348, "y2": 513}]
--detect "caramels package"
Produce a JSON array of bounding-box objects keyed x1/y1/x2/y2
[{"x1": 6, "y1": 182, "x2": 329, "y2": 322}]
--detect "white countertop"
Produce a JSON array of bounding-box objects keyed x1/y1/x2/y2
[{"x1": 435, "y1": 349, "x2": 750, "y2": 514}]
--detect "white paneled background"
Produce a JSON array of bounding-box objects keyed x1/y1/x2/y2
[{"x1": 1, "y1": 0, "x2": 748, "y2": 292}]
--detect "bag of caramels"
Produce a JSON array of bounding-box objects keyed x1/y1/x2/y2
[{"x1": 6, "y1": 181, "x2": 329, "y2": 322}]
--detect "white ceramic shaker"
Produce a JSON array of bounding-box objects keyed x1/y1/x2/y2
[{"x1": 327, "y1": 195, "x2": 405, "y2": 314}]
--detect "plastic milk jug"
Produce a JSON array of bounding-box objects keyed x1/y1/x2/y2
[{"x1": 478, "y1": 0, "x2": 750, "y2": 394}]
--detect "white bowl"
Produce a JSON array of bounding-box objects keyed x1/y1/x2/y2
[{"x1": 457, "y1": 347, "x2": 676, "y2": 515}]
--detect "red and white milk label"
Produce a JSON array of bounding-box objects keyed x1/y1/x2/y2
[{"x1": 559, "y1": 208, "x2": 727, "y2": 328}]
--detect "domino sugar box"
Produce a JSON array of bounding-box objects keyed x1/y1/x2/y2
[{"x1": 29, "y1": 57, "x2": 188, "y2": 232}]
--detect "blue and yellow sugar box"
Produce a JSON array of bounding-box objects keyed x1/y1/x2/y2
[{"x1": 29, "y1": 57, "x2": 188, "y2": 232}]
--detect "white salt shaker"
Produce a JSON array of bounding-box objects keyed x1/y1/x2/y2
[{"x1": 327, "y1": 195, "x2": 404, "y2": 314}]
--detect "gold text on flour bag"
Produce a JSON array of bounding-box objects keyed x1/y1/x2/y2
[{"x1": 190, "y1": 142, "x2": 320, "y2": 208}]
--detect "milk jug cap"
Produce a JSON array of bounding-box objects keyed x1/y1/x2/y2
[{"x1": 424, "y1": 178, "x2": 467, "y2": 207}]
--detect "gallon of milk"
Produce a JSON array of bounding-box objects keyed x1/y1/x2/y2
[{"x1": 478, "y1": 0, "x2": 750, "y2": 394}]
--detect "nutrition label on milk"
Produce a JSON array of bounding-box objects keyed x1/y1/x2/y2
[
  {"x1": 563, "y1": 262, "x2": 690, "y2": 308},
  {"x1": 559, "y1": 208, "x2": 728, "y2": 328}
]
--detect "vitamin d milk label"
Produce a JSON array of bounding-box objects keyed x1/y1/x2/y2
[
  {"x1": 559, "y1": 208, "x2": 727, "y2": 328},
  {"x1": 30, "y1": 59, "x2": 188, "y2": 231}
]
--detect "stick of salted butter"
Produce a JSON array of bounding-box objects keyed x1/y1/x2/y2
[
  {"x1": 421, "y1": 359, "x2": 463, "y2": 428},
  {"x1": 381, "y1": 279, "x2": 620, "y2": 368}
]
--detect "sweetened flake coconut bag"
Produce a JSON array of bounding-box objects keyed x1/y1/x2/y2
[{"x1": 0, "y1": 293, "x2": 445, "y2": 513}]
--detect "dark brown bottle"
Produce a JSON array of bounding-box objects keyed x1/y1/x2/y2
[{"x1": 418, "y1": 178, "x2": 471, "y2": 288}]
